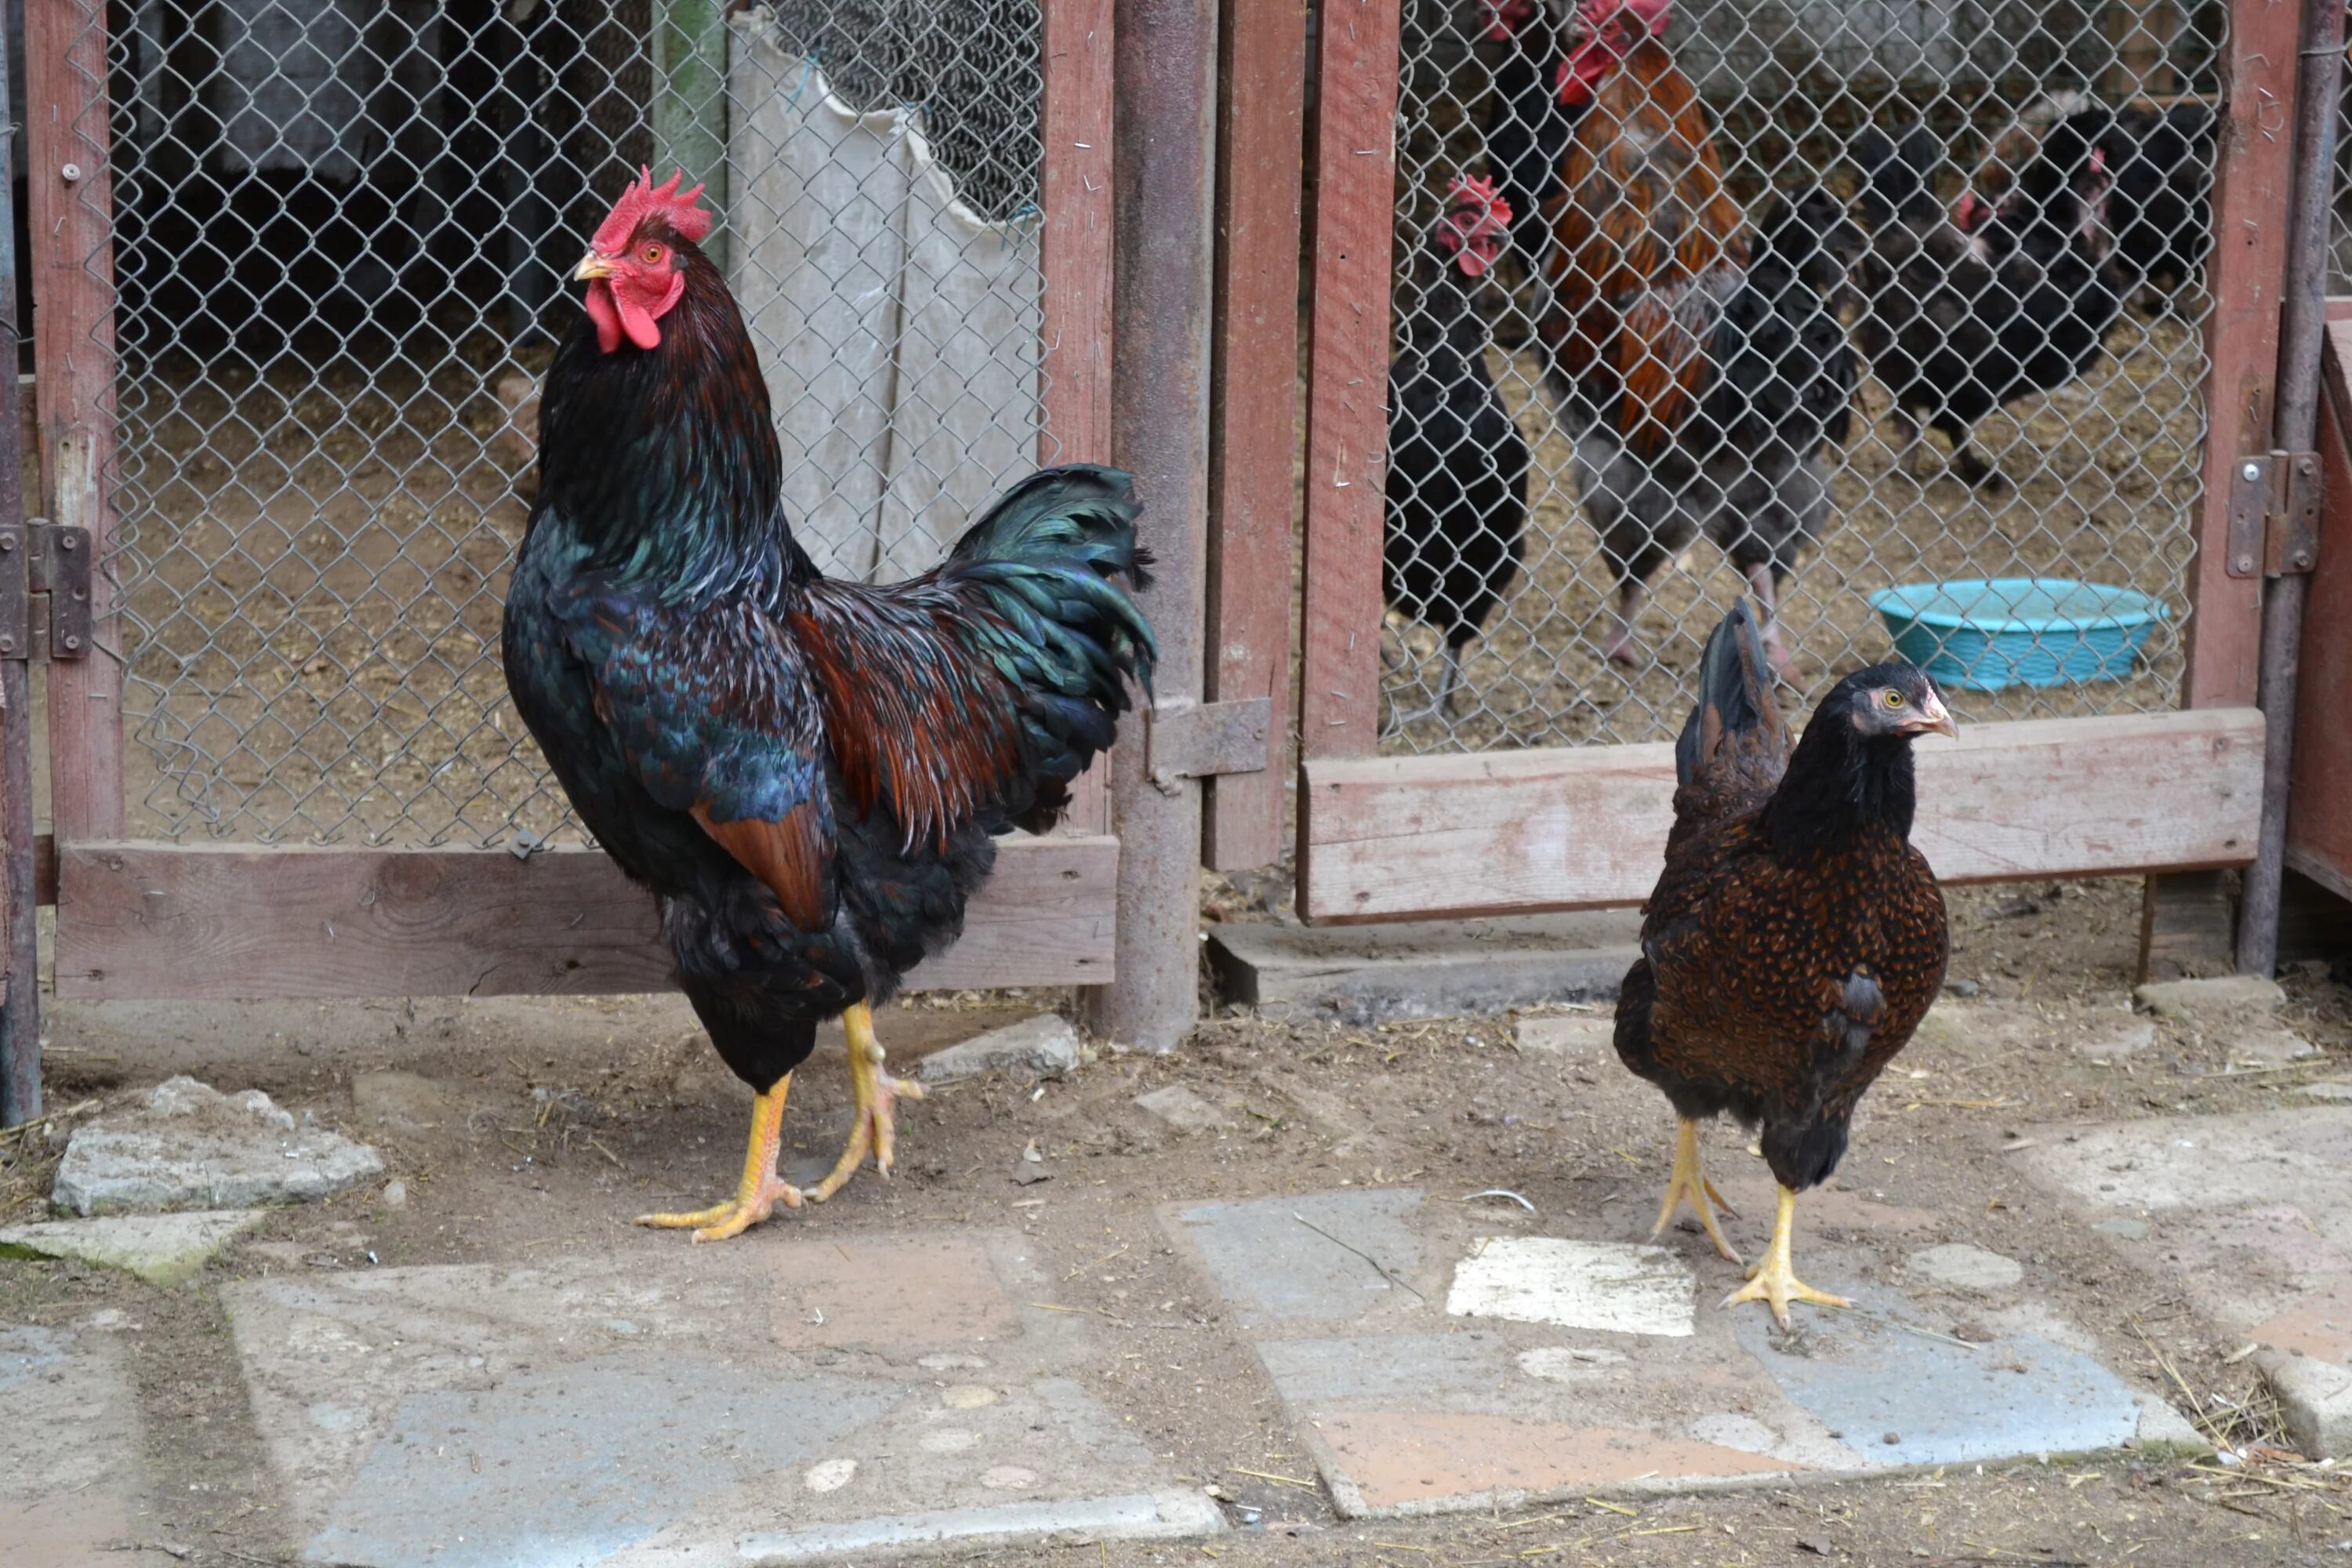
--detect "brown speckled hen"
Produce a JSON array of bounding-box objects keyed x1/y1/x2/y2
[{"x1": 1615, "y1": 602, "x2": 1954, "y2": 1326}]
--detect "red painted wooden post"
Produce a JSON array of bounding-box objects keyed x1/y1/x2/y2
[
  {"x1": 1298, "y1": 0, "x2": 1400, "y2": 764},
  {"x1": 2183, "y1": 0, "x2": 2299, "y2": 711},
  {"x1": 1041, "y1": 0, "x2": 1117, "y2": 835},
  {"x1": 24, "y1": 0, "x2": 123, "y2": 840},
  {"x1": 1203, "y1": 0, "x2": 1306, "y2": 871}
]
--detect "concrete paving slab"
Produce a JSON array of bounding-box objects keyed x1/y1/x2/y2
[
  {"x1": 0, "y1": 1208, "x2": 267, "y2": 1286},
  {"x1": 0, "y1": 1323, "x2": 148, "y2": 1565},
  {"x1": 914, "y1": 1014, "x2": 1081, "y2": 1085},
  {"x1": 1207, "y1": 913, "x2": 1641, "y2": 1023},
  {"x1": 1164, "y1": 1186, "x2": 2185, "y2": 1517},
  {"x1": 2133, "y1": 975, "x2": 2286, "y2": 1018},
  {"x1": 223, "y1": 1229, "x2": 1217, "y2": 1565},
  {"x1": 54, "y1": 1076, "x2": 383, "y2": 1214},
  {"x1": 2019, "y1": 1108, "x2": 2352, "y2": 1456}
]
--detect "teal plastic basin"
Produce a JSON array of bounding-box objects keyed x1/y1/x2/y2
[{"x1": 1867, "y1": 578, "x2": 2169, "y2": 691}]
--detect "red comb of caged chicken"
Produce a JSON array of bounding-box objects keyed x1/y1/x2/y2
[
  {"x1": 1557, "y1": 0, "x2": 1674, "y2": 104},
  {"x1": 1438, "y1": 175, "x2": 1515, "y2": 279}
]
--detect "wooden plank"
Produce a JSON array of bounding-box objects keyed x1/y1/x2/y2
[
  {"x1": 24, "y1": 0, "x2": 124, "y2": 839},
  {"x1": 1297, "y1": 0, "x2": 1399, "y2": 762},
  {"x1": 1042, "y1": 0, "x2": 1117, "y2": 834},
  {"x1": 1202, "y1": 0, "x2": 1306, "y2": 870},
  {"x1": 2182, "y1": 0, "x2": 2299, "y2": 710},
  {"x1": 2136, "y1": 869, "x2": 2238, "y2": 982},
  {"x1": 2285, "y1": 318, "x2": 2352, "y2": 895},
  {"x1": 53, "y1": 834, "x2": 1118, "y2": 1001},
  {"x1": 2278, "y1": 866, "x2": 2352, "y2": 967},
  {"x1": 1299, "y1": 710, "x2": 2267, "y2": 923}
]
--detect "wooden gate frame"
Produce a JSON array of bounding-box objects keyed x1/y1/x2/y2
[
  {"x1": 22, "y1": 0, "x2": 1126, "y2": 1004},
  {"x1": 1292, "y1": 0, "x2": 2292, "y2": 927}
]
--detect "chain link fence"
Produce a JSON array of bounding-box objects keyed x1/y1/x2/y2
[
  {"x1": 101, "y1": 0, "x2": 1051, "y2": 845},
  {"x1": 1378, "y1": 0, "x2": 2220, "y2": 753}
]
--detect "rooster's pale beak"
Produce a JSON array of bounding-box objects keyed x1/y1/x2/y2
[{"x1": 574, "y1": 252, "x2": 618, "y2": 281}]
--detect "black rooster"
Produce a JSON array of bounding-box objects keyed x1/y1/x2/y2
[
  {"x1": 1615, "y1": 602, "x2": 1954, "y2": 1326},
  {"x1": 1856, "y1": 122, "x2": 2125, "y2": 489},
  {"x1": 503, "y1": 171, "x2": 1154, "y2": 1240},
  {"x1": 1385, "y1": 174, "x2": 1531, "y2": 724}
]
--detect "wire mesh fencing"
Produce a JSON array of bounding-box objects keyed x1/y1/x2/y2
[
  {"x1": 100, "y1": 0, "x2": 1053, "y2": 846},
  {"x1": 1376, "y1": 0, "x2": 2220, "y2": 754}
]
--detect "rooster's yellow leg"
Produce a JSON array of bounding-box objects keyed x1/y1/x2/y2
[
  {"x1": 1720, "y1": 1184, "x2": 1850, "y2": 1330},
  {"x1": 633, "y1": 1075, "x2": 803, "y2": 1242},
  {"x1": 1651, "y1": 1118, "x2": 1744, "y2": 1265},
  {"x1": 811, "y1": 1003, "x2": 927, "y2": 1202}
]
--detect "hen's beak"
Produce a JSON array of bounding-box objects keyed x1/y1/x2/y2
[
  {"x1": 574, "y1": 252, "x2": 617, "y2": 282},
  {"x1": 1904, "y1": 691, "x2": 1959, "y2": 741}
]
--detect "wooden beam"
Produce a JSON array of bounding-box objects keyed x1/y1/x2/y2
[
  {"x1": 1203, "y1": 0, "x2": 1306, "y2": 870},
  {"x1": 2182, "y1": 0, "x2": 2299, "y2": 710},
  {"x1": 2136, "y1": 869, "x2": 2238, "y2": 982},
  {"x1": 24, "y1": 0, "x2": 124, "y2": 838},
  {"x1": 2284, "y1": 318, "x2": 2352, "y2": 898},
  {"x1": 1297, "y1": 0, "x2": 1400, "y2": 762},
  {"x1": 53, "y1": 834, "x2": 1117, "y2": 1000},
  {"x1": 1041, "y1": 0, "x2": 1117, "y2": 834},
  {"x1": 1299, "y1": 710, "x2": 2265, "y2": 924}
]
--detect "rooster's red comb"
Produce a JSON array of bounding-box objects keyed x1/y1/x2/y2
[
  {"x1": 1445, "y1": 174, "x2": 1514, "y2": 234},
  {"x1": 591, "y1": 166, "x2": 713, "y2": 253}
]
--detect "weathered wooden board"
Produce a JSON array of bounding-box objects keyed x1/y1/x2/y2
[
  {"x1": 1041, "y1": 0, "x2": 1116, "y2": 837},
  {"x1": 2285, "y1": 318, "x2": 2352, "y2": 903},
  {"x1": 1301, "y1": 711, "x2": 2265, "y2": 923},
  {"x1": 1298, "y1": 0, "x2": 1401, "y2": 761},
  {"x1": 1202, "y1": 0, "x2": 1306, "y2": 871},
  {"x1": 2183, "y1": 0, "x2": 2299, "y2": 710},
  {"x1": 26, "y1": 0, "x2": 125, "y2": 838},
  {"x1": 53, "y1": 834, "x2": 1117, "y2": 1000}
]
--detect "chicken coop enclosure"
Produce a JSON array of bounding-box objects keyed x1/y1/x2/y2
[
  {"x1": 1290, "y1": 0, "x2": 2299, "y2": 924},
  {"x1": 2, "y1": 0, "x2": 1123, "y2": 1082}
]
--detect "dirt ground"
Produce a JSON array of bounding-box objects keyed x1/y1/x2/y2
[{"x1": 5, "y1": 877, "x2": 2352, "y2": 1567}]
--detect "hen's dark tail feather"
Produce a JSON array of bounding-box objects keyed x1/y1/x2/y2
[
  {"x1": 1671, "y1": 601, "x2": 1790, "y2": 831},
  {"x1": 940, "y1": 464, "x2": 1159, "y2": 822}
]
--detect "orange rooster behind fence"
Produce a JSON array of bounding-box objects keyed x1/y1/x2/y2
[{"x1": 1508, "y1": 0, "x2": 1860, "y2": 676}]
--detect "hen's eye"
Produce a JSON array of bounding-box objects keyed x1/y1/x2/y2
[
  {"x1": 1884, "y1": 690, "x2": 1906, "y2": 707},
  {"x1": 642, "y1": 244, "x2": 666, "y2": 264}
]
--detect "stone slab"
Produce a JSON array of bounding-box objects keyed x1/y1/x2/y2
[
  {"x1": 1132, "y1": 1085, "x2": 1233, "y2": 1134},
  {"x1": 0, "y1": 1208, "x2": 267, "y2": 1286},
  {"x1": 915, "y1": 1014, "x2": 1081, "y2": 1085},
  {"x1": 1207, "y1": 913, "x2": 1642, "y2": 1024},
  {"x1": 53, "y1": 1076, "x2": 383, "y2": 1215},
  {"x1": 0, "y1": 1323, "x2": 147, "y2": 1564},
  {"x1": 1162, "y1": 1186, "x2": 2186, "y2": 1518},
  {"x1": 2019, "y1": 1107, "x2": 2352, "y2": 1457},
  {"x1": 1514, "y1": 1014, "x2": 1616, "y2": 1053},
  {"x1": 223, "y1": 1229, "x2": 1217, "y2": 1565},
  {"x1": 2133, "y1": 975, "x2": 2286, "y2": 1019}
]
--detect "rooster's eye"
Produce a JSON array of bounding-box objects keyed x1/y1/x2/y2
[{"x1": 642, "y1": 245, "x2": 666, "y2": 265}]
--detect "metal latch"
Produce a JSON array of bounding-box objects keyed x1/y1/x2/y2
[
  {"x1": 2225, "y1": 451, "x2": 2321, "y2": 579},
  {"x1": 0, "y1": 518, "x2": 94, "y2": 660},
  {"x1": 1144, "y1": 696, "x2": 1272, "y2": 794}
]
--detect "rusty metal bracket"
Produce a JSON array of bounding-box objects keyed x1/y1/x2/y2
[
  {"x1": 2226, "y1": 451, "x2": 2321, "y2": 578},
  {"x1": 1144, "y1": 696, "x2": 1272, "y2": 794},
  {"x1": 2, "y1": 520, "x2": 93, "y2": 661}
]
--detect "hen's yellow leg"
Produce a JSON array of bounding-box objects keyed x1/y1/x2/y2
[
  {"x1": 1651, "y1": 1118, "x2": 1743, "y2": 1265},
  {"x1": 1720, "y1": 1184, "x2": 1850, "y2": 1329},
  {"x1": 811, "y1": 1002, "x2": 927, "y2": 1202},
  {"x1": 634, "y1": 1075, "x2": 803, "y2": 1242}
]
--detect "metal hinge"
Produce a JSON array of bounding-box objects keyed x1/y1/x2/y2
[
  {"x1": 0, "y1": 518, "x2": 94, "y2": 661},
  {"x1": 1144, "y1": 696, "x2": 1272, "y2": 794},
  {"x1": 2225, "y1": 451, "x2": 2321, "y2": 578}
]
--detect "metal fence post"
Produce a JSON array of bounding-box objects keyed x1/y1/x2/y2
[
  {"x1": 1089, "y1": 0, "x2": 1216, "y2": 1051},
  {"x1": 0, "y1": 12, "x2": 33, "y2": 1128},
  {"x1": 2236, "y1": 0, "x2": 2347, "y2": 975},
  {"x1": 652, "y1": 0, "x2": 730, "y2": 273}
]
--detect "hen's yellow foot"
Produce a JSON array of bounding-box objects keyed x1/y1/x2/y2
[
  {"x1": 635, "y1": 1076, "x2": 803, "y2": 1242},
  {"x1": 1651, "y1": 1117, "x2": 1743, "y2": 1265},
  {"x1": 1719, "y1": 1184, "x2": 1849, "y2": 1330},
  {"x1": 811, "y1": 1002, "x2": 927, "y2": 1202}
]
